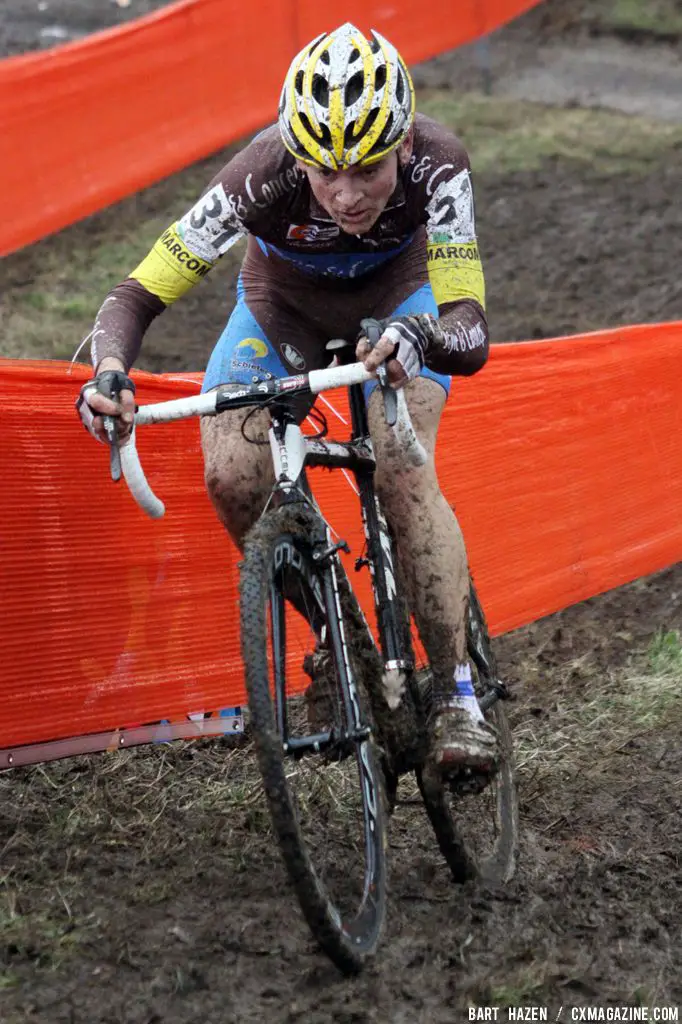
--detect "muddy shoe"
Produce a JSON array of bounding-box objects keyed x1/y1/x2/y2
[
  {"x1": 302, "y1": 646, "x2": 337, "y2": 733},
  {"x1": 429, "y1": 705, "x2": 498, "y2": 776}
]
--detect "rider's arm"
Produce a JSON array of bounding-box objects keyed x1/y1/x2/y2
[
  {"x1": 79, "y1": 188, "x2": 242, "y2": 441},
  {"x1": 78, "y1": 141, "x2": 258, "y2": 439},
  {"x1": 419, "y1": 156, "x2": 488, "y2": 377},
  {"x1": 360, "y1": 131, "x2": 489, "y2": 386},
  {"x1": 88, "y1": 184, "x2": 245, "y2": 373},
  {"x1": 85, "y1": 125, "x2": 293, "y2": 373}
]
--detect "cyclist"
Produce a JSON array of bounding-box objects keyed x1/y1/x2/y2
[{"x1": 77, "y1": 23, "x2": 497, "y2": 776}]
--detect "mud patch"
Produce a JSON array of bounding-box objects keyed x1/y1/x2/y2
[{"x1": 1, "y1": 567, "x2": 680, "y2": 1022}]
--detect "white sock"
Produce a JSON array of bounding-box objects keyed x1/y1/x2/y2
[{"x1": 448, "y1": 663, "x2": 484, "y2": 723}]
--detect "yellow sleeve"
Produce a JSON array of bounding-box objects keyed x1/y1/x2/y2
[
  {"x1": 130, "y1": 223, "x2": 214, "y2": 305},
  {"x1": 426, "y1": 240, "x2": 486, "y2": 309},
  {"x1": 424, "y1": 166, "x2": 486, "y2": 310}
]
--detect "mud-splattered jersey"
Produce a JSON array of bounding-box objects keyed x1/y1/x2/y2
[{"x1": 90, "y1": 113, "x2": 487, "y2": 375}]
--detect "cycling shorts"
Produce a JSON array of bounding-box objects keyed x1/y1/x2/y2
[{"x1": 202, "y1": 276, "x2": 451, "y2": 403}]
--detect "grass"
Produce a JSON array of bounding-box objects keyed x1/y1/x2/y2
[
  {"x1": 514, "y1": 628, "x2": 682, "y2": 801},
  {"x1": 540, "y1": 0, "x2": 682, "y2": 39},
  {"x1": 1, "y1": 630, "x2": 679, "y2": 1005},
  {"x1": 487, "y1": 971, "x2": 549, "y2": 1007},
  {"x1": 418, "y1": 92, "x2": 682, "y2": 177},
  {"x1": 467, "y1": 628, "x2": 682, "y2": 1007},
  {"x1": 2, "y1": 89, "x2": 682, "y2": 367},
  {"x1": 591, "y1": 0, "x2": 682, "y2": 39}
]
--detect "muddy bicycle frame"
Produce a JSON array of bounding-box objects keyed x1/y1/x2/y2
[
  {"x1": 121, "y1": 359, "x2": 427, "y2": 704},
  {"x1": 121, "y1": 356, "x2": 503, "y2": 719}
]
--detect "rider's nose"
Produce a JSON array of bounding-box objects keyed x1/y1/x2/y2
[{"x1": 335, "y1": 184, "x2": 364, "y2": 212}]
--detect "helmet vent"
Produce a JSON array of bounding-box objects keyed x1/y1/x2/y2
[
  {"x1": 300, "y1": 111, "x2": 332, "y2": 147},
  {"x1": 345, "y1": 72, "x2": 365, "y2": 106},
  {"x1": 312, "y1": 74, "x2": 329, "y2": 105},
  {"x1": 346, "y1": 106, "x2": 379, "y2": 147}
]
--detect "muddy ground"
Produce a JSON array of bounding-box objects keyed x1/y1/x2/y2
[{"x1": 1, "y1": 1, "x2": 681, "y2": 1020}]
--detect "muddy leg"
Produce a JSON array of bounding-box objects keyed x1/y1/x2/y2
[
  {"x1": 200, "y1": 401, "x2": 274, "y2": 549},
  {"x1": 368, "y1": 377, "x2": 497, "y2": 773},
  {"x1": 367, "y1": 377, "x2": 468, "y2": 690}
]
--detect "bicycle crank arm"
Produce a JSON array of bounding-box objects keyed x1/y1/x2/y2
[{"x1": 283, "y1": 724, "x2": 372, "y2": 758}]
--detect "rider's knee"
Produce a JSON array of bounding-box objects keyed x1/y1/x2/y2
[{"x1": 200, "y1": 414, "x2": 272, "y2": 545}]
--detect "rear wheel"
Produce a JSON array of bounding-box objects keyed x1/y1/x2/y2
[
  {"x1": 239, "y1": 504, "x2": 387, "y2": 973},
  {"x1": 417, "y1": 581, "x2": 519, "y2": 884}
]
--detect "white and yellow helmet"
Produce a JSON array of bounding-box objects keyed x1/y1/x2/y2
[{"x1": 278, "y1": 23, "x2": 415, "y2": 170}]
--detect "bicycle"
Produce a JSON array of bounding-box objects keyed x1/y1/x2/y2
[{"x1": 108, "y1": 319, "x2": 519, "y2": 974}]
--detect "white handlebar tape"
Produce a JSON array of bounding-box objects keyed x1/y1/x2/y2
[
  {"x1": 122, "y1": 363, "x2": 426, "y2": 517},
  {"x1": 120, "y1": 428, "x2": 165, "y2": 518},
  {"x1": 135, "y1": 390, "x2": 218, "y2": 426}
]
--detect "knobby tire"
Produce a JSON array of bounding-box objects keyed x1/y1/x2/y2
[{"x1": 239, "y1": 503, "x2": 388, "y2": 974}]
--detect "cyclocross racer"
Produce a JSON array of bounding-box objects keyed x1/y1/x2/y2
[{"x1": 77, "y1": 22, "x2": 498, "y2": 775}]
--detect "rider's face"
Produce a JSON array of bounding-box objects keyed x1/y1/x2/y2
[{"x1": 297, "y1": 134, "x2": 413, "y2": 236}]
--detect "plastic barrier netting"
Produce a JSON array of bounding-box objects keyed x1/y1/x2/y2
[
  {"x1": 1, "y1": 323, "x2": 681, "y2": 758},
  {"x1": 0, "y1": 0, "x2": 542, "y2": 257}
]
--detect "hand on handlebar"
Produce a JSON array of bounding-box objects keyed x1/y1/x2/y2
[
  {"x1": 356, "y1": 315, "x2": 428, "y2": 389},
  {"x1": 76, "y1": 363, "x2": 136, "y2": 445}
]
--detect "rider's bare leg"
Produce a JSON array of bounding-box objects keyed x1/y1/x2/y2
[
  {"x1": 201, "y1": 399, "x2": 319, "y2": 625},
  {"x1": 201, "y1": 397, "x2": 335, "y2": 730},
  {"x1": 200, "y1": 405, "x2": 274, "y2": 548},
  {"x1": 367, "y1": 377, "x2": 497, "y2": 773}
]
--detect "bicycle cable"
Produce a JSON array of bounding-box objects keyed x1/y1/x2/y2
[{"x1": 240, "y1": 392, "x2": 329, "y2": 446}]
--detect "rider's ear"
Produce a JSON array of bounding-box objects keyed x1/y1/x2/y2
[{"x1": 396, "y1": 128, "x2": 414, "y2": 168}]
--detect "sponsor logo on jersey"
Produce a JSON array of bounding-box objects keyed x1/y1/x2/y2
[
  {"x1": 157, "y1": 228, "x2": 211, "y2": 276},
  {"x1": 130, "y1": 224, "x2": 212, "y2": 303},
  {"x1": 409, "y1": 154, "x2": 456, "y2": 196},
  {"x1": 427, "y1": 243, "x2": 480, "y2": 262},
  {"x1": 246, "y1": 168, "x2": 300, "y2": 209},
  {"x1": 426, "y1": 240, "x2": 486, "y2": 309},
  {"x1": 236, "y1": 338, "x2": 270, "y2": 358},
  {"x1": 286, "y1": 223, "x2": 341, "y2": 242},
  {"x1": 281, "y1": 343, "x2": 306, "y2": 370}
]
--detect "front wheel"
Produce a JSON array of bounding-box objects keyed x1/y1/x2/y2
[
  {"x1": 239, "y1": 503, "x2": 388, "y2": 974},
  {"x1": 417, "y1": 580, "x2": 519, "y2": 885}
]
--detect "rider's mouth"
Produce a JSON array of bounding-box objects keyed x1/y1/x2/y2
[{"x1": 339, "y1": 209, "x2": 371, "y2": 223}]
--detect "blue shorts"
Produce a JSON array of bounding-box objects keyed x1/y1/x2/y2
[{"x1": 202, "y1": 278, "x2": 451, "y2": 402}]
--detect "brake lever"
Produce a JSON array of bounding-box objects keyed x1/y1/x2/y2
[
  {"x1": 360, "y1": 317, "x2": 397, "y2": 427},
  {"x1": 99, "y1": 378, "x2": 123, "y2": 483}
]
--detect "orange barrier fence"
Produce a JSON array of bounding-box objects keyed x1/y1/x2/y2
[
  {"x1": 0, "y1": 0, "x2": 542, "y2": 257},
  {"x1": 1, "y1": 322, "x2": 681, "y2": 759}
]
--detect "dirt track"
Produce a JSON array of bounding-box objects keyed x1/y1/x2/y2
[{"x1": 1, "y1": 1, "x2": 681, "y2": 1019}]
